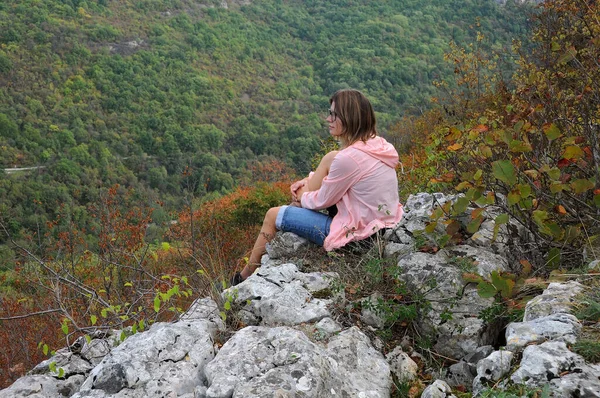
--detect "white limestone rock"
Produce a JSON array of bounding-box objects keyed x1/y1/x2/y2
[
  {"x1": 422, "y1": 379, "x2": 457, "y2": 398},
  {"x1": 73, "y1": 319, "x2": 217, "y2": 397},
  {"x1": 204, "y1": 326, "x2": 390, "y2": 398},
  {"x1": 386, "y1": 346, "x2": 418, "y2": 383},
  {"x1": 511, "y1": 341, "x2": 600, "y2": 396},
  {"x1": 473, "y1": 350, "x2": 514, "y2": 393},
  {"x1": 505, "y1": 313, "x2": 581, "y2": 351},
  {"x1": 523, "y1": 281, "x2": 584, "y2": 321}
]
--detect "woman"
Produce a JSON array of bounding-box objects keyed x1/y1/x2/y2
[{"x1": 232, "y1": 89, "x2": 403, "y2": 285}]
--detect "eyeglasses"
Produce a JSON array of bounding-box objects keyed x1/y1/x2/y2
[{"x1": 328, "y1": 109, "x2": 338, "y2": 121}]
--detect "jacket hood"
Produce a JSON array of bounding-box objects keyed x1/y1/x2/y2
[{"x1": 349, "y1": 136, "x2": 399, "y2": 168}]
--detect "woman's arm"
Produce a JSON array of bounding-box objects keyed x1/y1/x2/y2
[
  {"x1": 291, "y1": 150, "x2": 338, "y2": 202},
  {"x1": 307, "y1": 150, "x2": 339, "y2": 191},
  {"x1": 299, "y1": 152, "x2": 363, "y2": 210}
]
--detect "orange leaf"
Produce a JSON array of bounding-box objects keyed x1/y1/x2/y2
[
  {"x1": 447, "y1": 143, "x2": 463, "y2": 151},
  {"x1": 555, "y1": 205, "x2": 567, "y2": 215},
  {"x1": 473, "y1": 124, "x2": 489, "y2": 132},
  {"x1": 471, "y1": 207, "x2": 485, "y2": 219}
]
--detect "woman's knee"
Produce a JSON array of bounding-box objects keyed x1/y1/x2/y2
[{"x1": 264, "y1": 206, "x2": 281, "y2": 225}]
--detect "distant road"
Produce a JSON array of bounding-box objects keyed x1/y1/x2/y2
[{"x1": 3, "y1": 166, "x2": 46, "y2": 174}]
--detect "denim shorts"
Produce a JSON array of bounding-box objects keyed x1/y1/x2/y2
[{"x1": 276, "y1": 205, "x2": 332, "y2": 246}]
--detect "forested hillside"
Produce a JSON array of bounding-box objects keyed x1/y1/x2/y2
[{"x1": 0, "y1": 0, "x2": 532, "y2": 258}]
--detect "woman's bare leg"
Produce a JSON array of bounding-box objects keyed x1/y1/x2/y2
[{"x1": 240, "y1": 206, "x2": 281, "y2": 279}]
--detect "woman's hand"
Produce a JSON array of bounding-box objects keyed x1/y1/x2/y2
[
  {"x1": 295, "y1": 184, "x2": 308, "y2": 204},
  {"x1": 290, "y1": 178, "x2": 307, "y2": 201}
]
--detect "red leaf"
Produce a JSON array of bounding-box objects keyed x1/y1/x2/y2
[{"x1": 557, "y1": 158, "x2": 571, "y2": 169}]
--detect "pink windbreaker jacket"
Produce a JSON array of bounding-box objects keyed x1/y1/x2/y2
[{"x1": 301, "y1": 136, "x2": 404, "y2": 251}]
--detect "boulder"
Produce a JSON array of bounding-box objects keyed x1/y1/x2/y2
[
  {"x1": 265, "y1": 232, "x2": 309, "y2": 259},
  {"x1": 73, "y1": 319, "x2": 217, "y2": 397},
  {"x1": 204, "y1": 326, "x2": 391, "y2": 397},
  {"x1": 386, "y1": 346, "x2": 418, "y2": 383},
  {"x1": 395, "y1": 251, "x2": 498, "y2": 359},
  {"x1": 421, "y1": 379, "x2": 457, "y2": 398},
  {"x1": 512, "y1": 341, "x2": 600, "y2": 396},
  {"x1": 523, "y1": 281, "x2": 584, "y2": 321},
  {"x1": 505, "y1": 313, "x2": 581, "y2": 351}
]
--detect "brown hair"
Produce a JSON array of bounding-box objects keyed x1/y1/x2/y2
[{"x1": 329, "y1": 89, "x2": 377, "y2": 145}]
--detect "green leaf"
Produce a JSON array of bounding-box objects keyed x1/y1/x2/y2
[
  {"x1": 532, "y1": 210, "x2": 548, "y2": 227},
  {"x1": 61, "y1": 321, "x2": 69, "y2": 335},
  {"x1": 547, "y1": 167, "x2": 561, "y2": 181},
  {"x1": 425, "y1": 222, "x2": 437, "y2": 234},
  {"x1": 477, "y1": 281, "x2": 496, "y2": 298},
  {"x1": 138, "y1": 319, "x2": 145, "y2": 331},
  {"x1": 85, "y1": 335, "x2": 91, "y2": 344},
  {"x1": 543, "y1": 123, "x2": 561, "y2": 140},
  {"x1": 153, "y1": 296, "x2": 161, "y2": 313},
  {"x1": 509, "y1": 140, "x2": 532, "y2": 152},
  {"x1": 570, "y1": 179, "x2": 594, "y2": 194},
  {"x1": 491, "y1": 271, "x2": 515, "y2": 298},
  {"x1": 594, "y1": 194, "x2": 600, "y2": 208},
  {"x1": 550, "y1": 183, "x2": 567, "y2": 193},
  {"x1": 467, "y1": 216, "x2": 484, "y2": 234},
  {"x1": 453, "y1": 196, "x2": 470, "y2": 215},
  {"x1": 101, "y1": 308, "x2": 108, "y2": 318},
  {"x1": 562, "y1": 146, "x2": 584, "y2": 160},
  {"x1": 43, "y1": 344, "x2": 49, "y2": 356},
  {"x1": 90, "y1": 315, "x2": 97, "y2": 326},
  {"x1": 224, "y1": 300, "x2": 231, "y2": 311},
  {"x1": 58, "y1": 368, "x2": 65, "y2": 378},
  {"x1": 507, "y1": 190, "x2": 521, "y2": 206},
  {"x1": 161, "y1": 242, "x2": 171, "y2": 251},
  {"x1": 546, "y1": 248, "x2": 561, "y2": 268},
  {"x1": 120, "y1": 331, "x2": 126, "y2": 342},
  {"x1": 219, "y1": 311, "x2": 227, "y2": 322},
  {"x1": 517, "y1": 184, "x2": 532, "y2": 198},
  {"x1": 492, "y1": 160, "x2": 517, "y2": 186},
  {"x1": 551, "y1": 41, "x2": 560, "y2": 51},
  {"x1": 493, "y1": 213, "x2": 509, "y2": 241},
  {"x1": 49, "y1": 362, "x2": 56, "y2": 373}
]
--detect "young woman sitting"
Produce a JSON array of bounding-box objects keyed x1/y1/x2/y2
[{"x1": 232, "y1": 89, "x2": 404, "y2": 285}]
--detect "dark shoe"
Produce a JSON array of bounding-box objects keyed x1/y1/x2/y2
[{"x1": 230, "y1": 272, "x2": 244, "y2": 286}]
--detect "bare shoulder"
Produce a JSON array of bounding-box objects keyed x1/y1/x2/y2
[{"x1": 322, "y1": 150, "x2": 340, "y2": 164}]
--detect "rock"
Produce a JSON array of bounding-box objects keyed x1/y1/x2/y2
[
  {"x1": 294, "y1": 271, "x2": 339, "y2": 294},
  {"x1": 394, "y1": 227, "x2": 415, "y2": 245},
  {"x1": 225, "y1": 263, "x2": 331, "y2": 326},
  {"x1": 179, "y1": 297, "x2": 225, "y2": 331},
  {"x1": 204, "y1": 326, "x2": 391, "y2": 397},
  {"x1": 384, "y1": 242, "x2": 413, "y2": 258},
  {"x1": 473, "y1": 350, "x2": 514, "y2": 393},
  {"x1": 31, "y1": 349, "x2": 92, "y2": 378},
  {"x1": 505, "y1": 313, "x2": 581, "y2": 351},
  {"x1": 396, "y1": 251, "x2": 498, "y2": 359},
  {"x1": 265, "y1": 232, "x2": 309, "y2": 259},
  {"x1": 313, "y1": 317, "x2": 341, "y2": 340},
  {"x1": 74, "y1": 319, "x2": 217, "y2": 397},
  {"x1": 422, "y1": 379, "x2": 457, "y2": 398},
  {"x1": 0, "y1": 374, "x2": 85, "y2": 398},
  {"x1": 245, "y1": 281, "x2": 331, "y2": 326},
  {"x1": 386, "y1": 346, "x2": 418, "y2": 382},
  {"x1": 361, "y1": 292, "x2": 386, "y2": 329},
  {"x1": 463, "y1": 345, "x2": 494, "y2": 371},
  {"x1": 446, "y1": 245, "x2": 508, "y2": 278},
  {"x1": 445, "y1": 361, "x2": 474, "y2": 389},
  {"x1": 511, "y1": 341, "x2": 600, "y2": 396},
  {"x1": 523, "y1": 281, "x2": 584, "y2": 321}
]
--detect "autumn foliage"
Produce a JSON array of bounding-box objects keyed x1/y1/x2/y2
[
  {"x1": 0, "y1": 175, "x2": 291, "y2": 387},
  {"x1": 403, "y1": 0, "x2": 600, "y2": 270}
]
